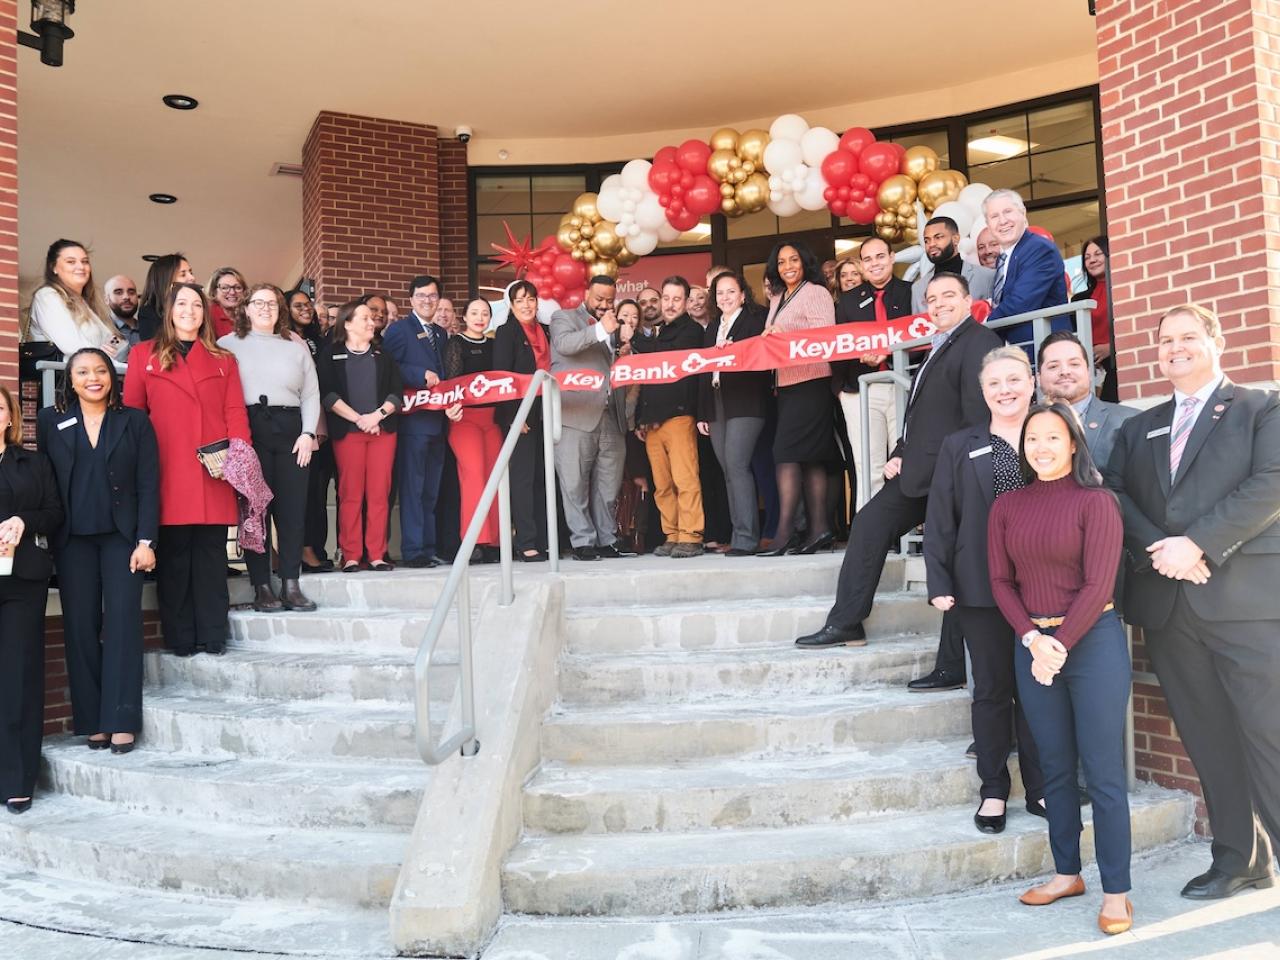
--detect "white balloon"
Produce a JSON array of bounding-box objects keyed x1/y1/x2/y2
[
  {"x1": 781, "y1": 169, "x2": 794, "y2": 184},
  {"x1": 622, "y1": 198, "x2": 637, "y2": 214},
  {"x1": 896, "y1": 246, "x2": 924, "y2": 265},
  {"x1": 958, "y1": 182, "x2": 993, "y2": 215},
  {"x1": 796, "y1": 171, "x2": 828, "y2": 211},
  {"x1": 958, "y1": 237, "x2": 978, "y2": 264},
  {"x1": 769, "y1": 189, "x2": 784, "y2": 202},
  {"x1": 800, "y1": 126, "x2": 840, "y2": 167},
  {"x1": 628, "y1": 230, "x2": 659, "y2": 256},
  {"x1": 763, "y1": 139, "x2": 804, "y2": 177},
  {"x1": 635, "y1": 193, "x2": 667, "y2": 231},
  {"x1": 769, "y1": 113, "x2": 809, "y2": 143},
  {"x1": 768, "y1": 174, "x2": 782, "y2": 191},
  {"x1": 769, "y1": 194, "x2": 802, "y2": 217},
  {"x1": 658, "y1": 222, "x2": 683, "y2": 242},
  {"x1": 930, "y1": 200, "x2": 975, "y2": 238},
  {"x1": 597, "y1": 175, "x2": 625, "y2": 222},
  {"x1": 969, "y1": 216, "x2": 988, "y2": 240},
  {"x1": 621, "y1": 158, "x2": 652, "y2": 191}
]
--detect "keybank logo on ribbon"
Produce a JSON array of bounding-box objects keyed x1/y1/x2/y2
[
  {"x1": 786, "y1": 326, "x2": 915, "y2": 362},
  {"x1": 561, "y1": 371, "x2": 606, "y2": 390},
  {"x1": 680, "y1": 352, "x2": 736, "y2": 375},
  {"x1": 467, "y1": 373, "x2": 515, "y2": 398}
]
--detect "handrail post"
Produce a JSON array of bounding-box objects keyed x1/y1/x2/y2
[
  {"x1": 542, "y1": 375, "x2": 561, "y2": 573},
  {"x1": 457, "y1": 571, "x2": 479, "y2": 757},
  {"x1": 859, "y1": 388, "x2": 873, "y2": 509},
  {"x1": 498, "y1": 467, "x2": 513, "y2": 607}
]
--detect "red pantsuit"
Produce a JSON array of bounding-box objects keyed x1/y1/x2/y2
[
  {"x1": 332, "y1": 430, "x2": 397, "y2": 564},
  {"x1": 448, "y1": 406, "x2": 501, "y2": 546}
]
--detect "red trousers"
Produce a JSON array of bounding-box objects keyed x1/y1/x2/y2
[
  {"x1": 448, "y1": 406, "x2": 502, "y2": 546},
  {"x1": 332, "y1": 430, "x2": 397, "y2": 564}
]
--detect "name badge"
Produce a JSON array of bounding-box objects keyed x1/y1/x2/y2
[
  {"x1": 859, "y1": 297, "x2": 874, "y2": 309},
  {"x1": 1146, "y1": 426, "x2": 1171, "y2": 439},
  {"x1": 417, "y1": 330, "x2": 432, "y2": 339},
  {"x1": 331, "y1": 353, "x2": 347, "y2": 360},
  {"x1": 969, "y1": 445, "x2": 992, "y2": 459},
  {"x1": 57, "y1": 417, "x2": 77, "y2": 430}
]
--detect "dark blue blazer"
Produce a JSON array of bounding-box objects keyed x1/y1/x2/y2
[
  {"x1": 382, "y1": 313, "x2": 444, "y2": 437},
  {"x1": 37, "y1": 404, "x2": 159, "y2": 550},
  {"x1": 989, "y1": 230, "x2": 1069, "y2": 346}
]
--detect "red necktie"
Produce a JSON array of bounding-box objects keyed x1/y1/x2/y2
[{"x1": 874, "y1": 288, "x2": 887, "y2": 324}]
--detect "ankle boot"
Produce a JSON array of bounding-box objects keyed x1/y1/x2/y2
[
  {"x1": 280, "y1": 578, "x2": 317, "y2": 612},
  {"x1": 252, "y1": 584, "x2": 284, "y2": 612}
]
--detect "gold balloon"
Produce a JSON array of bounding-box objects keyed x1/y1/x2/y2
[
  {"x1": 917, "y1": 170, "x2": 958, "y2": 211},
  {"x1": 569, "y1": 215, "x2": 583, "y2": 229},
  {"x1": 579, "y1": 222, "x2": 595, "y2": 239},
  {"x1": 571, "y1": 249, "x2": 584, "y2": 261},
  {"x1": 897, "y1": 202, "x2": 915, "y2": 218},
  {"x1": 902, "y1": 145, "x2": 940, "y2": 182},
  {"x1": 729, "y1": 168, "x2": 747, "y2": 184},
  {"x1": 568, "y1": 229, "x2": 582, "y2": 244},
  {"x1": 721, "y1": 198, "x2": 744, "y2": 216},
  {"x1": 735, "y1": 172, "x2": 770, "y2": 213},
  {"x1": 710, "y1": 127, "x2": 740, "y2": 152},
  {"x1": 591, "y1": 257, "x2": 618, "y2": 278},
  {"x1": 720, "y1": 181, "x2": 736, "y2": 198},
  {"x1": 876, "y1": 174, "x2": 918, "y2": 211},
  {"x1": 741, "y1": 160, "x2": 756, "y2": 175},
  {"x1": 615, "y1": 246, "x2": 639, "y2": 267},
  {"x1": 708, "y1": 148, "x2": 737, "y2": 182},
  {"x1": 557, "y1": 223, "x2": 576, "y2": 252},
  {"x1": 737, "y1": 129, "x2": 770, "y2": 166},
  {"x1": 876, "y1": 224, "x2": 901, "y2": 242},
  {"x1": 582, "y1": 247, "x2": 597, "y2": 263},
  {"x1": 591, "y1": 221, "x2": 623, "y2": 258},
  {"x1": 573, "y1": 192, "x2": 600, "y2": 221}
]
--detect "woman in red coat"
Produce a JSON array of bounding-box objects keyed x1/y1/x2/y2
[{"x1": 124, "y1": 282, "x2": 250, "y2": 656}]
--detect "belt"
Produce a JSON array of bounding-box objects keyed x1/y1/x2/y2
[{"x1": 1030, "y1": 602, "x2": 1113, "y2": 628}]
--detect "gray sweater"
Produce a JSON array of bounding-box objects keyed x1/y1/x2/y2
[{"x1": 217, "y1": 330, "x2": 321, "y2": 432}]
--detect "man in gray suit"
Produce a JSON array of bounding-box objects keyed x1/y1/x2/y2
[
  {"x1": 550, "y1": 275, "x2": 634, "y2": 561},
  {"x1": 1037, "y1": 330, "x2": 1138, "y2": 470},
  {"x1": 910, "y1": 216, "x2": 996, "y2": 314}
]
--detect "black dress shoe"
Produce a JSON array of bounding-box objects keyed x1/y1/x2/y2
[
  {"x1": 1181, "y1": 867, "x2": 1277, "y2": 900},
  {"x1": 795, "y1": 623, "x2": 867, "y2": 648},
  {"x1": 572, "y1": 546, "x2": 600, "y2": 561},
  {"x1": 906, "y1": 668, "x2": 966, "y2": 692},
  {"x1": 403, "y1": 555, "x2": 441, "y2": 568},
  {"x1": 758, "y1": 533, "x2": 801, "y2": 558},
  {"x1": 595, "y1": 543, "x2": 636, "y2": 559},
  {"x1": 110, "y1": 738, "x2": 136, "y2": 755},
  {"x1": 726, "y1": 547, "x2": 757, "y2": 557},
  {"x1": 479, "y1": 546, "x2": 502, "y2": 564},
  {"x1": 87, "y1": 737, "x2": 110, "y2": 750},
  {"x1": 5, "y1": 798, "x2": 32, "y2": 814},
  {"x1": 1025, "y1": 798, "x2": 1048, "y2": 819},
  {"x1": 515, "y1": 550, "x2": 548, "y2": 562},
  {"x1": 790, "y1": 531, "x2": 836, "y2": 555},
  {"x1": 975, "y1": 802, "x2": 1007, "y2": 834}
]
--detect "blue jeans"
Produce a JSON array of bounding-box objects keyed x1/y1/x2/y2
[{"x1": 1015, "y1": 609, "x2": 1132, "y2": 893}]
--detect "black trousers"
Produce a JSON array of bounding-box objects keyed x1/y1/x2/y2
[
  {"x1": 0, "y1": 576, "x2": 48, "y2": 799},
  {"x1": 827, "y1": 475, "x2": 926, "y2": 629},
  {"x1": 1147, "y1": 591, "x2": 1280, "y2": 878},
  {"x1": 247, "y1": 406, "x2": 309, "y2": 584},
  {"x1": 509, "y1": 420, "x2": 547, "y2": 553},
  {"x1": 304, "y1": 440, "x2": 334, "y2": 561},
  {"x1": 932, "y1": 608, "x2": 967, "y2": 677},
  {"x1": 157, "y1": 524, "x2": 229, "y2": 654},
  {"x1": 958, "y1": 605, "x2": 1044, "y2": 801},
  {"x1": 56, "y1": 532, "x2": 144, "y2": 735}
]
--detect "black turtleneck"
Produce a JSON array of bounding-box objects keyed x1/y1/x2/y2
[
  {"x1": 176, "y1": 339, "x2": 195, "y2": 358},
  {"x1": 931, "y1": 251, "x2": 965, "y2": 278}
]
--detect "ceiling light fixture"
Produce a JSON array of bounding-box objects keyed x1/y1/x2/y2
[
  {"x1": 149, "y1": 193, "x2": 177, "y2": 204},
  {"x1": 17, "y1": 0, "x2": 77, "y2": 67},
  {"x1": 142, "y1": 254, "x2": 160, "y2": 262},
  {"x1": 967, "y1": 135, "x2": 1037, "y2": 161},
  {"x1": 162, "y1": 94, "x2": 199, "y2": 111}
]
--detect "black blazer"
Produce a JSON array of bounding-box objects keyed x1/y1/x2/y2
[
  {"x1": 492, "y1": 318, "x2": 550, "y2": 431},
  {"x1": 924, "y1": 426, "x2": 1002, "y2": 607},
  {"x1": 697, "y1": 304, "x2": 770, "y2": 422},
  {"x1": 1105, "y1": 378, "x2": 1280, "y2": 629},
  {"x1": 0, "y1": 445, "x2": 63, "y2": 580},
  {"x1": 37, "y1": 405, "x2": 159, "y2": 550},
  {"x1": 315, "y1": 341, "x2": 405, "y2": 441},
  {"x1": 633, "y1": 314, "x2": 704, "y2": 426},
  {"x1": 893, "y1": 318, "x2": 1003, "y2": 498},
  {"x1": 834, "y1": 277, "x2": 915, "y2": 392}
]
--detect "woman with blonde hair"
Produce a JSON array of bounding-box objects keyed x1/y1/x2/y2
[{"x1": 24, "y1": 239, "x2": 119, "y2": 361}]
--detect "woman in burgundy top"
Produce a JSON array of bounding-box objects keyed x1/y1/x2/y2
[{"x1": 987, "y1": 402, "x2": 1133, "y2": 936}]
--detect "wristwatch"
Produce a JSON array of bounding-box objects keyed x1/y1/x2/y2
[{"x1": 1021, "y1": 629, "x2": 1038, "y2": 648}]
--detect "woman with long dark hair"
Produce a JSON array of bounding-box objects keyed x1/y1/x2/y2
[
  {"x1": 987, "y1": 401, "x2": 1132, "y2": 935},
  {"x1": 1072, "y1": 235, "x2": 1116, "y2": 402},
  {"x1": 124, "y1": 282, "x2": 251, "y2": 656},
  {"x1": 38, "y1": 348, "x2": 158, "y2": 755},
  {"x1": 24, "y1": 239, "x2": 118, "y2": 364},
  {"x1": 137, "y1": 253, "x2": 197, "y2": 340},
  {"x1": 758, "y1": 241, "x2": 838, "y2": 556}
]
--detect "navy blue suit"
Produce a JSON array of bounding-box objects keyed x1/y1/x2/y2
[
  {"x1": 989, "y1": 230, "x2": 1070, "y2": 354},
  {"x1": 382, "y1": 313, "x2": 446, "y2": 561}
]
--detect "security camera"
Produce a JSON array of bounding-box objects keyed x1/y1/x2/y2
[{"x1": 455, "y1": 125, "x2": 473, "y2": 143}]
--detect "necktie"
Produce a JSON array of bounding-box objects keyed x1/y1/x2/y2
[
  {"x1": 992, "y1": 253, "x2": 1008, "y2": 306},
  {"x1": 1169, "y1": 396, "x2": 1199, "y2": 479},
  {"x1": 873, "y1": 288, "x2": 887, "y2": 324}
]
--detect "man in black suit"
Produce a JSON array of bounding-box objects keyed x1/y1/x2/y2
[
  {"x1": 1106, "y1": 303, "x2": 1280, "y2": 900},
  {"x1": 797, "y1": 273, "x2": 1002, "y2": 648}
]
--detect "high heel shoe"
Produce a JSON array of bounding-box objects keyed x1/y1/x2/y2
[
  {"x1": 758, "y1": 533, "x2": 800, "y2": 558},
  {"x1": 790, "y1": 531, "x2": 835, "y2": 555}
]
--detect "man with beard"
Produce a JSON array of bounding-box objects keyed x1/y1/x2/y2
[
  {"x1": 1037, "y1": 330, "x2": 1137, "y2": 473},
  {"x1": 103, "y1": 274, "x2": 141, "y2": 360},
  {"x1": 911, "y1": 217, "x2": 995, "y2": 314},
  {"x1": 636, "y1": 287, "x2": 662, "y2": 339}
]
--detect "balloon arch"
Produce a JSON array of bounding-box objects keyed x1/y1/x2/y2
[{"x1": 490, "y1": 113, "x2": 1003, "y2": 311}]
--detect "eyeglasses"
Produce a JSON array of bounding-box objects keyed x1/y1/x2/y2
[
  {"x1": 247, "y1": 299, "x2": 279, "y2": 310},
  {"x1": 216, "y1": 283, "x2": 245, "y2": 293},
  {"x1": 411, "y1": 292, "x2": 440, "y2": 302}
]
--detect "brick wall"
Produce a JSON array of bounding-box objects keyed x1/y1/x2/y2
[
  {"x1": 302, "y1": 112, "x2": 442, "y2": 309},
  {"x1": 0, "y1": 1, "x2": 17, "y2": 394},
  {"x1": 437, "y1": 138, "x2": 470, "y2": 300},
  {"x1": 1098, "y1": 0, "x2": 1280, "y2": 400},
  {"x1": 43, "y1": 610, "x2": 164, "y2": 734}
]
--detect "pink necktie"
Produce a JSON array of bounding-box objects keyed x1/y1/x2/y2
[{"x1": 1169, "y1": 396, "x2": 1199, "y2": 479}]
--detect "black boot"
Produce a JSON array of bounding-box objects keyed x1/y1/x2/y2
[{"x1": 280, "y1": 579, "x2": 317, "y2": 612}]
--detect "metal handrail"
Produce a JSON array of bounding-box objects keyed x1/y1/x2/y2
[{"x1": 414, "y1": 369, "x2": 562, "y2": 764}]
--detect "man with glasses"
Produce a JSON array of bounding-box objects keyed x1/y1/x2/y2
[
  {"x1": 206, "y1": 267, "x2": 246, "y2": 339},
  {"x1": 382, "y1": 276, "x2": 447, "y2": 567}
]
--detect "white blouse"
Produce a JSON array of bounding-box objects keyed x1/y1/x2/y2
[{"x1": 27, "y1": 286, "x2": 118, "y2": 355}]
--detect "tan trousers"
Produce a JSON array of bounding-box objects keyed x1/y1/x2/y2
[
  {"x1": 839, "y1": 384, "x2": 898, "y2": 512},
  {"x1": 644, "y1": 415, "x2": 703, "y2": 543}
]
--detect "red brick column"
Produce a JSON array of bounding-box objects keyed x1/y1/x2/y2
[
  {"x1": 0, "y1": 2, "x2": 18, "y2": 393},
  {"x1": 438, "y1": 138, "x2": 471, "y2": 299},
  {"x1": 1099, "y1": 0, "x2": 1280, "y2": 400},
  {"x1": 302, "y1": 112, "x2": 442, "y2": 308}
]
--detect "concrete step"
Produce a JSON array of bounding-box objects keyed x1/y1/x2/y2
[
  {"x1": 540, "y1": 687, "x2": 971, "y2": 764},
  {"x1": 141, "y1": 690, "x2": 428, "y2": 762},
  {"x1": 39, "y1": 738, "x2": 427, "y2": 830},
  {"x1": 0, "y1": 793, "x2": 406, "y2": 907},
  {"x1": 228, "y1": 605, "x2": 442, "y2": 652},
  {"x1": 144, "y1": 646, "x2": 445, "y2": 702},
  {"x1": 276, "y1": 567, "x2": 491, "y2": 610},
  {"x1": 502, "y1": 785, "x2": 1194, "y2": 916},
  {"x1": 523, "y1": 739, "x2": 1012, "y2": 835},
  {"x1": 558, "y1": 632, "x2": 937, "y2": 706},
  {"x1": 565, "y1": 592, "x2": 940, "y2": 656}
]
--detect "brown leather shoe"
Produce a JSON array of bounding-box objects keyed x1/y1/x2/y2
[
  {"x1": 1019, "y1": 875, "x2": 1086, "y2": 906},
  {"x1": 252, "y1": 584, "x2": 284, "y2": 612},
  {"x1": 280, "y1": 579, "x2": 317, "y2": 612},
  {"x1": 1098, "y1": 898, "x2": 1133, "y2": 935}
]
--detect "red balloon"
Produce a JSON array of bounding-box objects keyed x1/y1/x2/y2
[
  {"x1": 857, "y1": 142, "x2": 899, "y2": 184},
  {"x1": 971, "y1": 299, "x2": 991, "y2": 323},
  {"x1": 823, "y1": 186, "x2": 838, "y2": 203},
  {"x1": 829, "y1": 199, "x2": 848, "y2": 218},
  {"x1": 820, "y1": 149, "x2": 858, "y2": 187},
  {"x1": 552, "y1": 253, "x2": 582, "y2": 288},
  {"x1": 837, "y1": 185, "x2": 850, "y2": 199},
  {"x1": 648, "y1": 159, "x2": 680, "y2": 194},
  {"x1": 667, "y1": 207, "x2": 699, "y2": 232},
  {"x1": 536, "y1": 281, "x2": 553, "y2": 299},
  {"x1": 850, "y1": 173, "x2": 872, "y2": 192},
  {"x1": 653, "y1": 145, "x2": 677, "y2": 167},
  {"x1": 680, "y1": 171, "x2": 694, "y2": 188},
  {"x1": 667, "y1": 198, "x2": 684, "y2": 214},
  {"x1": 551, "y1": 283, "x2": 565, "y2": 299},
  {"x1": 658, "y1": 193, "x2": 670, "y2": 206},
  {"x1": 675, "y1": 138, "x2": 712, "y2": 175},
  {"x1": 846, "y1": 196, "x2": 880, "y2": 224},
  {"x1": 562, "y1": 290, "x2": 584, "y2": 309},
  {"x1": 671, "y1": 184, "x2": 684, "y2": 198},
  {"x1": 889, "y1": 142, "x2": 907, "y2": 169},
  {"x1": 1028, "y1": 225, "x2": 1055, "y2": 242},
  {"x1": 541, "y1": 250, "x2": 557, "y2": 267},
  {"x1": 839, "y1": 127, "x2": 875, "y2": 157},
  {"x1": 685, "y1": 174, "x2": 720, "y2": 216}
]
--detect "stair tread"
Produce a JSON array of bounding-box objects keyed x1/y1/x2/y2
[
  {"x1": 229, "y1": 606, "x2": 434, "y2": 621},
  {"x1": 566, "y1": 591, "x2": 920, "y2": 619},
  {"x1": 144, "y1": 688, "x2": 416, "y2": 719},
  {"x1": 151, "y1": 646, "x2": 421, "y2": 668},
  {"x1": 560, "y1": 632, "x2": 934, "y2": 665}
]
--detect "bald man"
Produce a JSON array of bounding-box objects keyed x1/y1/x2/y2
[{"x1": 104, "y1": 274, "x2": 141, "y2": 360}]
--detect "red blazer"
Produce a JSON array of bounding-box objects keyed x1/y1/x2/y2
[
  {"x1": 123, "y1": 339, "x2": 251, "y2": 526},
  {"x1": 209, "y1": 303, "x2": 236, "y2": 339}
]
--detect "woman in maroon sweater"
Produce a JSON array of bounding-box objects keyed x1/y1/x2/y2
[{"x1": 987, "y1": 402, "x2": 1133, "y2": 936}]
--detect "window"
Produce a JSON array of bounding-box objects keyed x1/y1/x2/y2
[
  {"x1": 473, "y1": 173, "x2": 587, "y2": 261},
  {"x1": 968, "y1": 97, "x2": 1097, "y2": 201}
]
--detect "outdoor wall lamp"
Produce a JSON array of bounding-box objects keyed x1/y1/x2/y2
[{"x1": 17, "y1": 1, "x2": 76, "y2": 68}]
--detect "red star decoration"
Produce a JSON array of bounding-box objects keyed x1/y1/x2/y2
[{"x1": 490, "y1": 222, "x2": 558, "y2": 277}]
